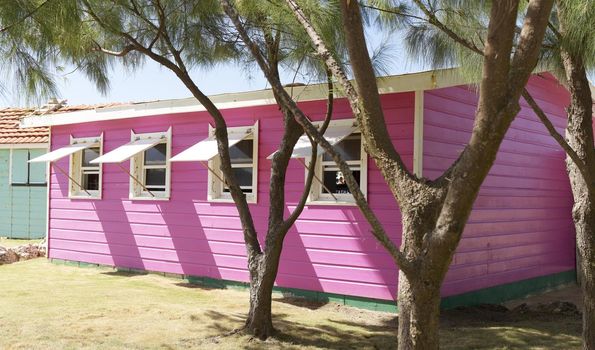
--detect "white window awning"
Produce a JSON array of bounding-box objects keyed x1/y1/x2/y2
[
  {"x1": 91, "y1": 138, "x2": 160, "y2": 164},
  {"x1": 170, "y1": 127, "x2": 252, "y2": 162},
  {"x1": 28, "y1": 144, "x2": 91, "y2": 163},
  {"x1": 267, "y1": 123, "x2": 356, "y2": 159}
]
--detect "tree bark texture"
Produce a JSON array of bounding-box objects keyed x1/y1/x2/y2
[{"x1": 561, "y1": 50, "x2": 595, "y2": 349}]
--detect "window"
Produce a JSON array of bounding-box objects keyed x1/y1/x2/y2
[
  {"x1": 208, "y1": 122, "x2": 258, "y2": 203},
  {"x1": 321, "y1": 134, "x2": 362, "y2": 195},
  {"x1": 142, "y1": 143, "x2": 167, "y2": 192},
  {"x1": 10, "y1": 149, "x2": 47, "y2": 186},
  {"x1": 69, "y1": 135, "x2": 102, "y2": 198},
  {"x1": 129, "y1": 129, "x2": 171, "y2": 200},
  {"x1": 307, "y1": 120, "x2": 367, "y2": 204},
  {"x1": 81, "y1": 147, "x2": 100, "y2": 191}
]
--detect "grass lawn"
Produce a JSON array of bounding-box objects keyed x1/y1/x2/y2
[
  {"x1": 0, "y1": 259, "x2": 582, "y2": 349},
  {"x1": 0, "y1": 238, "x2": 43, "y2": 248}
]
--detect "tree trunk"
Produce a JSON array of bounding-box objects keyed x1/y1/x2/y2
[
  {"x1": 561, "y1": 51, "x2": 595, "y2": 348},
  {"x1": 573, "y1": 196, "x2": 595, "y2": 348},
  {"x1": 397, "y1": 272, "x2": 442, "y2": 350},
  {"x1": 245, "y1": 253, "x2": 278, "y2": 339}
]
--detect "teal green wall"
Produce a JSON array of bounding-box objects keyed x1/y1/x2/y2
[{"x1": 0, "y1": 148, "x2": 47, "y2": 239}]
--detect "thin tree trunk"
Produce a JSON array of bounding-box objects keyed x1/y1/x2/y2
[
  {"x1": 560, "y1": 49, "x2": 595, "y2": 348},
  {"x1": 572, "y1": 191, "x2": 595, "y2": 348}
]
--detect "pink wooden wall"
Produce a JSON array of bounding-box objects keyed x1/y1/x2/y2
[
  {"x1": 48, "y1": 92, "x2": 414, "y2": 301},
  {"x1": 47, "y1": 76, "x2": 576, "y2": 302},
  {"x1": 424, "y1": 74, "x2": 576, "y2": 296}
]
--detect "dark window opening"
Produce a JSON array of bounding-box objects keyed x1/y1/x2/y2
[{"x1": 322, "y1": 170, "x2": 360, "y2": 194}]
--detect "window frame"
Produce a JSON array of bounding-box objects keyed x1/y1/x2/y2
[
  {"x1": 69, "y1": 134, "x2": 103, "y2": 199},
  {"x1": 129, "y1": 128, "x2": 172, "y2": 201},
  {"x1": 305, "y1": 119, "x2": 367, "y2": 205},
  {"x1": 207, "y1": 121, "x2": 258, "y2": 204}
]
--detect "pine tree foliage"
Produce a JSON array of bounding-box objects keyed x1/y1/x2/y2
[
  {"x1": 362, "y1": 0, "x2": 594, "y2": 83},
  {"x1": 0, "y1": 0, "x2": 114, "y2": 103}
]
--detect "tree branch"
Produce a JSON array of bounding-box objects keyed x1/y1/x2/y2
[
  {"x1": 284, "y1": 70, "x2": 335, "y2": 227},
  {"x1": 360, "y1": 3, "x2": 429, "y2": 23},
  {"x1": 410, "y1": 0, "x2": 484, "y2": 55},
  {"x1": 91, "y1": 42, "x2": 136, "y2": 57},
  {"x1": 286, "y1": 0, "x2": 418, "y2": 197},
  {"x1": 81, "y1": 0, "x2": 262, "y2": 256},
  {"x1": 0, "y1": 0, "x2": 51, "y2": 33},
  {"x1": 221, "y1": 0, "x2": 414, "y2": 275},
  {"x1": 522, "y1": 88, "x2": 591, "y2": 182}
]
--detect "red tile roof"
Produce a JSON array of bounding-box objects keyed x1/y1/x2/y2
[{"x1": 0, "y1": 104, "x2": 118, "y2": 144}]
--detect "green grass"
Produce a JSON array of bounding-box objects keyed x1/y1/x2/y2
[
  {"x1": 0, "y1": 238, "x2": 43, "y2": 248},
  {"x1": 0, "y1": 259, "x2": 582, "y2": 349}
]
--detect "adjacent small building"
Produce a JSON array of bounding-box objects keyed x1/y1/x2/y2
[
  {"x1": 0, "y1": 101, "x2": 111, "y2": 239},
  {"x1": 0, "y1": 106, "x2": 49, "y2": 239},
  {"x1": 21, "y1": 69, "x2": 578, "y2": 310}
]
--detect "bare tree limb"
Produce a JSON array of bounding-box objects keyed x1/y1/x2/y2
[
  {"x1": 283, "y1": 70, "x2": 335, "y2": 227},
  {"x1": 522, "y1": 88, "x2": 591, "y2": 182},
  {"x1": 91, "y1": 42, "x2": 136, "y2": 57},
  {"x1": 410, "y1": 0, "x2": 484, "y2": 55},
  {"x1": 221, "y1": 0, "x2": 415, "y2": 275},
  {"x1": 81, "y1": 0, "x2": 262, "y2": 255}
]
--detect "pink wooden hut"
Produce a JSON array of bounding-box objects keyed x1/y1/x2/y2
[{"x1": 22, "y1": 69, "x2": 576, "y2": 310}]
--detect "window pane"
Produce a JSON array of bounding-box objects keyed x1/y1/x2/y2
[
  {"x1": 29, "y1": 149, "x2": 47, "y2": 184},
  {"x1": 229, "y1": 140, "x2": 253, "y2": 164},
  {"x1": 322, "y1": 170, "x2": 360, "y2": 194},
  {"x1": 144, "y1": 143, "x2": 167, "y2": 165},
  {"x1": 323, "y1": 135, "x2": 360, "y2": 162},
  {"x1": 82, "y1": 147, "x2": 100, "y2": 167},
  {"x1": 82, "y1": 172, "x2": 99, "y2": 191},
  {"x1": 223, "y1": 167, "x2": 253, "y2": 193},
  {"x1": 233, "y1": 167, "x2": 253, "y2": 188},
  {"x1": 11, "y1": 149, "x2": 29, "y2": 184},
  {"x1": 145, "y1": 168, "x2": 166, "y2": 187}
]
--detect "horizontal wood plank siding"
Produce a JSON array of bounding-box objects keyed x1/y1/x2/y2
[
  {"x1": 48, "y1": 93, "x2": 414, "y2": 301},
  {"x1": 47, "y1": 74, "x2": 576, "y2": 301},
  {"x1": 423, "y1": 74, "x2": 575, "y2": 297}
]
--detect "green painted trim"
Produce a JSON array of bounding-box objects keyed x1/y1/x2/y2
[
  {"x1": 186, "y1": 275, "x2": 398, "y2": 313},
  {"x1": 50, "y1": 258, "x2": 575, "y2": 314},
  {"x1": 441, "y1": 270, "x2": 577, "y2": 310}
]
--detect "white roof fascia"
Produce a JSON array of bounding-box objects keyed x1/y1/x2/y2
[
  {"x1": 91, "y1": 138, "x2": 160, "y2": 164},
  {"x1": 170, "y1": 126, "x2": 252, "y2": 162},
  {"x1": 267, "y1": 120, "x2": 356, "y2": 159},
  {"x1": 28, "y1": 144, "x2": 89, "y2": 163},
  {"x1": 20, "y1": 68, "x2": 467, "y2": 128}
]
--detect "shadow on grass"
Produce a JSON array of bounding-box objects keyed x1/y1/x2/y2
[
  {"x1": 181, "y1": 309, "x2": 398, "y2": 349},
  {"x1": 174, "y1": 282, "x2": 216, "y2": 290},
  {"x1": 274, "y1": 296, "x2": 329, "y2": 310},
  {"x1": 439, "y1": 307, "x2": 582, "y2": 349},
  {"x1": 178, "y1": 305, "x2": 582, "y2": 349},
  {"x1": 101, "y1": 270, "x2": 148, "y2": 278}
]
